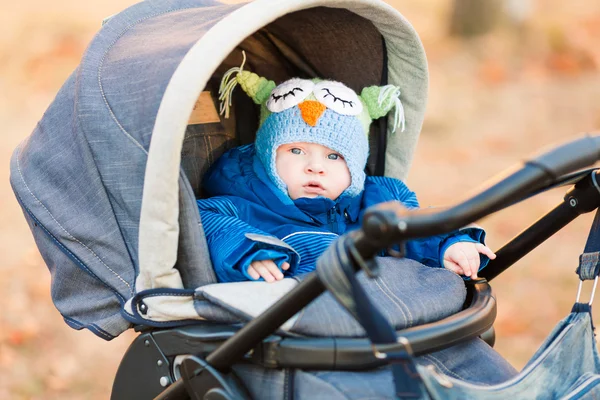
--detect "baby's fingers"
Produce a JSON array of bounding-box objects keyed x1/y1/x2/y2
[
  {"x1": 444, "y1": 260, "x2": 464, "y2": 276},
  {"x1": 247, "y1": 265, "x2": 261, "y2": 280},
  {"x1": 281, "y1": 262, "x2": 290, "y2": 271},
  {"x1": 265, "y1": 261, "x2": 284, "y2": 281},
  {"x1": 248, "y1": 260, "x2": 287, "y2": 282},
  {"x1": 476, "y1": 243, "x2": 496, "y2": 259},
  {"x1": 251, "y1": 261, "x2": 275, "y2": 282},
  {"x1": 467, "y1": 255, "x2": 479, "y2": 279},
  {"x1": 260, "y1": 260, "x2": 285, "y2": 282},
  {"x1": 254, "y1": 262, "x2": 274, "y2": 282},
  {"x1": 454, "y1": 251, "x2": 475, "y2": 278}
]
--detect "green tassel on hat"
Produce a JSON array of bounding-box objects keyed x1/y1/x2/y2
[
  {"x1": 360, "y1": 85, "x2": 406, "y2": 132},
  {"x1": 218, "y1": 51, "x2": 275, "y2": 119}
]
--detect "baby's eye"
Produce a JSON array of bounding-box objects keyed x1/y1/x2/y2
[
  {"x1": 290, "y1": 148, "x2": 304, "y2": 155},
  {"x1": 328, "y1": 153, "x2": 341, "y2": 160}
]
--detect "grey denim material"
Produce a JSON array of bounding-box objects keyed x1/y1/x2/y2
[
  {"x1": 577, "y1": 252, "x2": 600, "y2": 280},
  {"x1": 10, "y1": 0, "x2": 239, "y2": 338},
  {"x1": 232, "y1": 310, "x2": 600, "y2": 399},
  {"x1": 194, "y1": 257, "x2": 466, "y2": 337},
  {"x1": 420, "y1": 308, "x2": 600, "y2": 399},
  {"x1": 232, "y1": 337, "x2": 517, "y2": 399},
  {"x1": 289, "y1": 257, "x2": 466, "y2": 336}
]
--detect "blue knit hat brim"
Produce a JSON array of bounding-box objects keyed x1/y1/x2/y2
[{"x1": 255, "y1": 107, "x2": 368, "y2": 198}]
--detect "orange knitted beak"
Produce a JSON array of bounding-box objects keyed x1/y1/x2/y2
[{"x1": 298, "y1": 101, "x2": 327, "y2": 127}]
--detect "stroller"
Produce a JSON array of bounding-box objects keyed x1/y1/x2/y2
[{"x1": 9, "y1": 0, "x2": 600, "y2": 398}]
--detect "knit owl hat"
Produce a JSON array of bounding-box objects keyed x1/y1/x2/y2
[{"x1": 218, "y1": 52, "x2": 405, "y2": 197}]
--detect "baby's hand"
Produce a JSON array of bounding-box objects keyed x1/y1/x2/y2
[
  {"x1": 247, "y1": 260, "x2": 290, "y2": 283},
  {"x1": 443, "y1": 242, "x2": 496, "y2": 279}
]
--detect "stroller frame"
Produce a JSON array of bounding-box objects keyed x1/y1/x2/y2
[{"x1": 110, "y1": 137, "x2": 600, "y2": 400}]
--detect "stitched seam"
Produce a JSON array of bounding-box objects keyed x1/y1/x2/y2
[
  {"x1": 97, "y1": 68, "x2": 147, "y2": 153},
  {"x1": 185, "y1": 132, "x2": 228, "y2": 139},
  {"x1": 88, "y1": 323, "x2": 114, "y2": 340},
  {"x1": 378, "y1": 277, "x2": 414, "y2": 326},
  {"x1": 283, "y1": 369, "x2": 289, "y2": 400},
  {"x1": 422, "y1": 354, "x2": 465, "y2": 381},
  {"x1": 63, "y1": 316, "x2": 84, "y2": 328},
  {"x1": 203, "y1": 135, "x2": 210, "y2": 165},
  {"x1": 63, "y1": 315, "x2": 114, "y2": 340},
  {"x1": 373, "y1": 278, "x2": 409, "y2": 324},
  {"x1": 203, "y1": 135, "x2": 212, "y2": 166},
  {"x1": 95, "y1": 7, "x2": 205, "y2": 153},
  {"x1": 139, "y1": 292, "x2": 194, "y2": 299},
  {"x1": 16, "y1": 149, "x2": 133, "y2": 294},
  {"x1": 69, "y1": 71, "x2": 140, "y2": 278},
  {"x1": 282, "y1": 231, "x2": 339, "y2": 241},
  {"x1": 17, "y1": 195, "x2": 128, "y2": 304},
  {"x1": 207, "y1": 135, "x2": 214, "y2": 165},
  {"x1": 123, "y1": 311, "x2": 202, "y2": 326}
]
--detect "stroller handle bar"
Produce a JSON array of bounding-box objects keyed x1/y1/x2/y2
[
  {"x1": 157, "y1": 135, "x2": 600, "y2": 399},
  {"x1": 353, "y1": 134, "x2": 600, "y2": 260}
]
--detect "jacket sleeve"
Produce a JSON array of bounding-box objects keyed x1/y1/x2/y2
[
  {"x1": 197, "y1": 197, "x2": 299, "y2": 283},
  {"x1": 373, "y1": 177, "x2": 490, "y2": 270}
]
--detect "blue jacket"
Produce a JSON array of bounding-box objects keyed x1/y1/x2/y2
[{"x1": 197, "y1": 144, "x2": 486, "y2": 283}]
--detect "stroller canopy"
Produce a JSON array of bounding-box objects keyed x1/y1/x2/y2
[{"x1": 10, "y1": 0, "x2": 429, "y2": 338}]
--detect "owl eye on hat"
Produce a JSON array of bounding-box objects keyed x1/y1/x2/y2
[{"x1": 218, "y1": 51, "x2": 406, "y2": 197}]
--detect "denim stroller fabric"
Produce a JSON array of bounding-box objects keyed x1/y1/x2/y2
[
  {"x1": 194, "y1": 257, "x2": 468, "y2": 336},
  {"x1": 419, "y1": 306, "x2": 600, "y2": 399},
  {"x1": 230, "y1": 337, "x2": 516, "y2": 399},
  {"x1": 10, "y1": 0, "x2": 236, "y2": 338},
  {"x1": 289, "y1": 257, "x2": 467, "y2": 336},
  {"x1": 230, "y1": 308, "x2": 597, "y2": 399}
]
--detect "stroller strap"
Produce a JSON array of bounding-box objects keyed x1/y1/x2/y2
[
  {"x1": 317, "y1": 236, "x2": 424, "y2": 399},
  {"x1": 420, "y1": 197, "x2": 600, "y2": 399},
  {"x1": 577, "y1": 206, "x2": 600, "y2": 281}
]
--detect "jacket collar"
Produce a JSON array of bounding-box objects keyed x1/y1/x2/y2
[{"x1": 203, "y1": 144, "x2": 362, "y2": 225}]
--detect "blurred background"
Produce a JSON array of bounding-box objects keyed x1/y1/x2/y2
[{"x1": 1, "y1": 0, "x2": 599, "y2": 398}]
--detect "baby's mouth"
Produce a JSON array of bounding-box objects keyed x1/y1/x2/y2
[{"x1": 303, "y1": 181, "x2": 325, "y2": 193}]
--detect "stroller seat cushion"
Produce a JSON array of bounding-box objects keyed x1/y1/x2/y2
[
  {"x1": 195, "y1": 257, "x2": 466, "y2": 337},
  {"x1": 197, "y1": 278, "x2": 301, "y2": 330}
]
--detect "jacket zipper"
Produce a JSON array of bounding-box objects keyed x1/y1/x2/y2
[{"x1": 328, "y1": 205, "x2": 339, "y2": 233}]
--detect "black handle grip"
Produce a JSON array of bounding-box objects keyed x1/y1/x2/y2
[
  {"x1": 357, "y1": 135, "x2": 600, "y2": 254},
  {"x1": 528, "y1": 135, "x2": 600, "y2": 179}
]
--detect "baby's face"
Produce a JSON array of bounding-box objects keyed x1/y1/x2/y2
[{"x1": 276, "y1": 142, "x2": 351, "y2": 201}]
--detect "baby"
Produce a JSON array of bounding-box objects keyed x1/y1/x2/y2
[{"x1": 198, "y1": 72, "x2": 495, "y2": 283}]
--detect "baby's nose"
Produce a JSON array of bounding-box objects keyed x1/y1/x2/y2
[{"x1": 306, "y1": 162, "x2": 325, "y2": 174}]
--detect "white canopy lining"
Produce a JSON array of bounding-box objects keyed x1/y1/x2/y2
[{"x1": 136, "y1": 0, "x2": 429, "y2": 320}]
